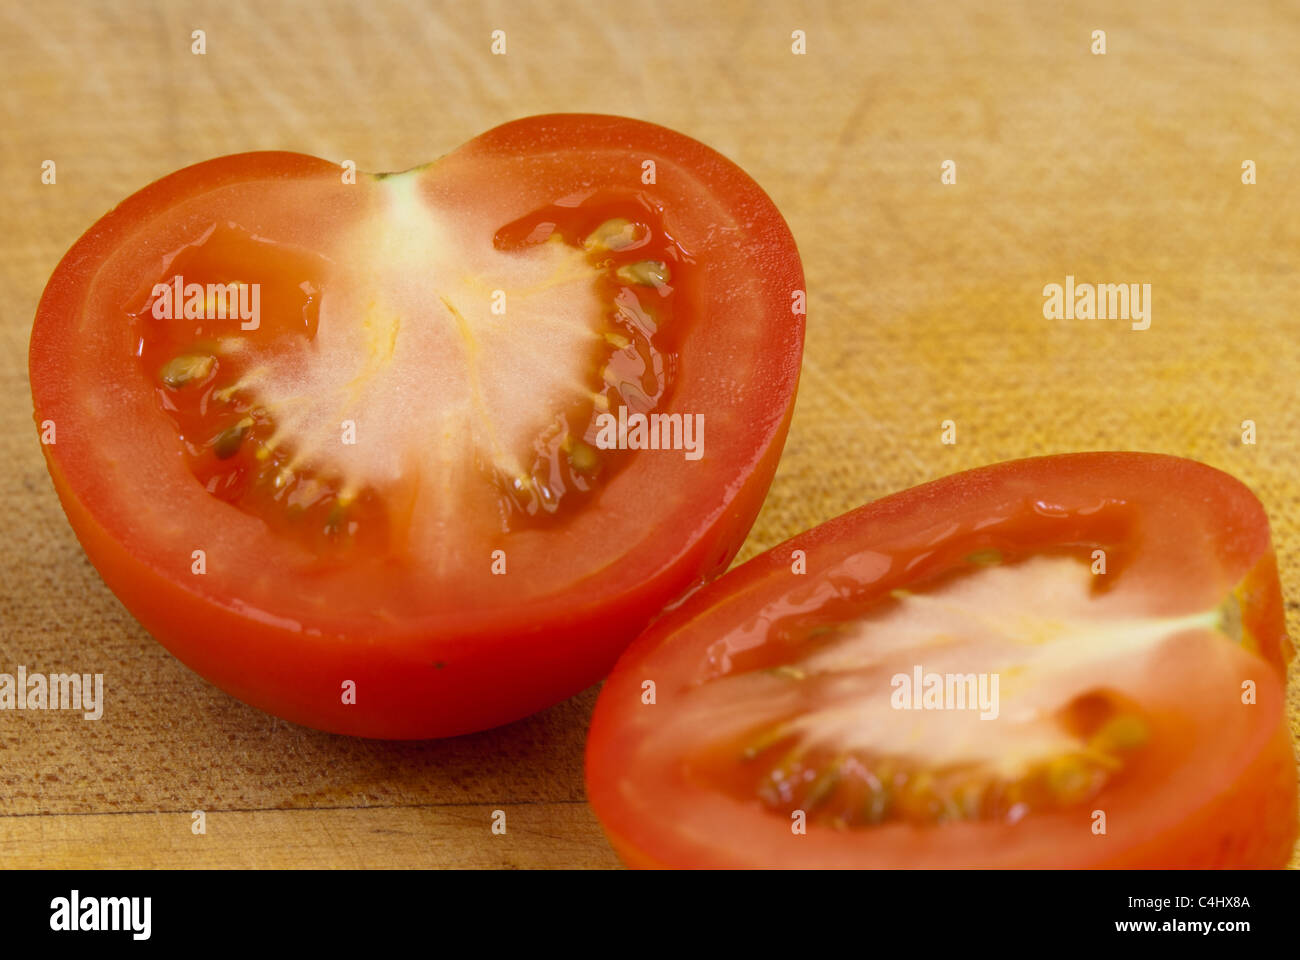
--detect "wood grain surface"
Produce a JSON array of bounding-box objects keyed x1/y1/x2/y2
[{"x1": 1, "y1": 0, "x2": 1297, "y2": 868}]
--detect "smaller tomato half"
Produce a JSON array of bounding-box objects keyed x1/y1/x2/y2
[
  {"x1": 586, "y1": 453, "x2": 1297, "y2": 868},
  {"x1": 29, "y1": 115, "x2": 804, "y2": 738}
]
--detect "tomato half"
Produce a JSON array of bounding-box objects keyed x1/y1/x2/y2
[
  {"x1": 29, "y1": 115, "x2": 804, "y2": 738},
  {"x1": 586, "y1": 453, "x2": 1296, "y2": 868}
]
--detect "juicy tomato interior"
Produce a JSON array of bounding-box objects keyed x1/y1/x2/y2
[
  {"x1": 132, "y1": 189, "x2": 688, "y2": 559},
  {"x1": 586, "y1": 454, "x2": 1297, "y2": 868},
  {"x1": 30, "y1": 116, "x2": 805, "y2": 737}
]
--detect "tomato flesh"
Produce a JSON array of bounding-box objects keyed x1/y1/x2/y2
[
  {"x1": 133, "y1": 185, "x2": 686, "y2": 555},
  {"x1": 586, "y1": 453, "x2": 1297, "y2": 868},
  {"x1": 30, "y1": 116, "x2": 805, "y2": 737}
]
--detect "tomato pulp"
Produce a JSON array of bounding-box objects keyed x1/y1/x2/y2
[
  {"x1": 586, "y1": 454, "x2": 1296, "y2": 867},
  {"x1": 30, "y1": 115, "x2": 805, "y2": 738}
]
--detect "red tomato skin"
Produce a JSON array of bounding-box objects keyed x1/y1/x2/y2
[
  {"x1": 30, "y1": 119, "x2": 805, "y2": 738},
  {"x1": 1100, "y1": 722, "x2": 1296, "y2": 869},
  {"x1": 586, "y1": 453, "x2": 1297, "y2": 868},
  {"x1": 46, "y1": 447, "x2": 788, "y2": 738}
]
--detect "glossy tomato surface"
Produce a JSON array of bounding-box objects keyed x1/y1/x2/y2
[
  {"x1": 30, "y1": 115, "x2": 804, "y2": 738},
  {"x1": 586, "y1": 453, "x2": 1296, "y2": 867}
]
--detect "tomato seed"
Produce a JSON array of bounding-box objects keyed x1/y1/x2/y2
[
  {"x1": 566, "y1": 439, "x2": 600, "y2": 474},
  {"x1": 212, "y1": 421, "x2": 249, "y2": 459},
  {"x1": 616, "y1": 260, "x2": 671, "y2": 287},
  {"x1": 160, "y1": 353, "x2": 215, "y2": 388},
  {"x1": 583, "y1": 218, "x2": 647, "y2": 253}
]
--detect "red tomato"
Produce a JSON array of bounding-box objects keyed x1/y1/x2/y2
[
  {"x1": 29, "y1": 115, "x2": 805, "y2": 738},
  {"x1": 586, "y1": 453, "x2": 1296, "y2": 868}
]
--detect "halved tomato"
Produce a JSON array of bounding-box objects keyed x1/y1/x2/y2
[
  {"x1": 29, "y1": 115, "x2": 804, "y2": 738},
  {"x1": 586, "y1": 453, "x2": 1297, "y2": 867}
]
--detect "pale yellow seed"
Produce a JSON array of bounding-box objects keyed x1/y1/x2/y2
[
  {"x1": 160, "y1": 353, "x2": 215, "y2": 388},
  {"x1": 616, "y1": 260, "x2": 670, "y2": 287},
  {"x1": 583, "y1": 218, "x2": 645, "y2": 253},
  {"x1": 566, "y1": 439, "x2": 600, "y2": 474}
]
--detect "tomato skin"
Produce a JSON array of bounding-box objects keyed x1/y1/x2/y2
[
  {"x1": 42, "y1": 441, "x2": 785, "y2": 739},
  {"x1": 30, "y1": 118, "x2": 805, "y2": 738},
  {"x1": 586, "y1": 453, "x2": 1297, "y2": 868}
]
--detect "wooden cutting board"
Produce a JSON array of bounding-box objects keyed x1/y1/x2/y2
[{"x1": 2, "y1": 0, "x2": 1296, "y2": 868}]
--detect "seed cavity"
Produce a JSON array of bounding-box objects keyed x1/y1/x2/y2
[{"x1": 743, "y1": 719, "x2": 1147, "y2": 828}]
